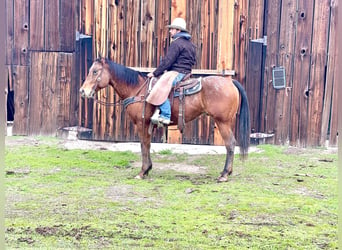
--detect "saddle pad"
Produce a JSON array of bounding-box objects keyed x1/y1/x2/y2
[{"x1": 173, "y1": 78, "x2": 202, "y2": 98}]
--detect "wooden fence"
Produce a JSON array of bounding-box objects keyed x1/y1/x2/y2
[{"x1": 6, "y1": 0, "x2": 338, "y2": 147}]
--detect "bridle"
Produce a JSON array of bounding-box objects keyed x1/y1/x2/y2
[{"x1": 92, "y1": 67, "x2": 150, "y2": 107}]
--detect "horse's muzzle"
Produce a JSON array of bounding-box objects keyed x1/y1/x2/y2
[{"x1": 79, "y1": 88, "x2": 95, "y2": 98}]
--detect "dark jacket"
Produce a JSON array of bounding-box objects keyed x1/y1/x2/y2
[{"x1": 153, "y1": 32, "x2": 196, "y2": 77}]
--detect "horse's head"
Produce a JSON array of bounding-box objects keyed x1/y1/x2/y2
[{"x1": 79, "y1": 58, "x2": 112, "y2": 98}]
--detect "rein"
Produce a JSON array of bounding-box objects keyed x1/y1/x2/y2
[{"x1": 94, "y1": 77, "x2": 150, "y2": 107}]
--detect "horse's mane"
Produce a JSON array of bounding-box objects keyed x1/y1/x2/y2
[{"x1": 97, "y1": 58, "x2": 146, "y2": 86}]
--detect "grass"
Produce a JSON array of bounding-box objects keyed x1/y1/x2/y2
[{"x1": 5, "y1": 137, "x2": 338, "y2": 249}]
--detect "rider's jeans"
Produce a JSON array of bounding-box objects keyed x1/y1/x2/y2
[{"x1": 159, "y1": 73, "x2": 185, "y2": 120}]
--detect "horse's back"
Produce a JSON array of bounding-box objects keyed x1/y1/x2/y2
[{"x1": 200, "y1": 76, "x2": 240, "y2": 115}]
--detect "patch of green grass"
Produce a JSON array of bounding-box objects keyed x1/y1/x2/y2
[
  {"x1": 158, "y1": 149, "x2": 173, "y2": 155},
  {"x1": 5, "y1": 137, "x2": 338, "y2": 249}
]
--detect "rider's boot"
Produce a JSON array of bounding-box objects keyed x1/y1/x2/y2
[{"x1": 151, "y1": 108, "x2": 160, "y2": 124}]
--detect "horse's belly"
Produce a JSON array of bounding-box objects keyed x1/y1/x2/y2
[{"x1": 170, "y1": 95, "x2": 204, "y2": 124}]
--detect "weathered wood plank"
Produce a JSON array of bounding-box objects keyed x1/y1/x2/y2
[
  {"x1": 187, "y1": 0, "x2": 200, "y2": 67},
  {"x1": 322, "y1": 0, "x2": 337, "y2": 146},
  {"x1": 217, "y1": 0, "x2": 234, "y2": 70},
  {"x1": 126, "y1": 0, "x2": 139, "y2": 66},
  {"x1": 171, "y1": 0, "x2": 186, "y2": 19},
  {"x1": 274, "y1": 0, "x2": 297, "y2": 144},
  {"x1": 327, "y1": 0, "x2": 342, "y2": 146},
  {"x1": 199, "y1": 0, "x2": 209, "y2": 69},
  {"x1": 6, "y1": 0, "x2": 14, "y2": 65},
  {"x1": 83, "y1": 0, "x2": 94, "y2": 35},
  {"x1": 60, "y1": 0, "x2": 76, "y2": 52},
  {"x1": 57, "y1": 53, "x2": 75, "y2": 128},
  {"x1": 30, "y1": 0, "x2": 45, "y2": 50},
  {"x1": 140, "y1": 0, "x2": 155, "y2": 67},
  {"x1": 233, "y1": 0, "x2": 248, "y2": 83},
  {"x1": 13, "y1": 0, "x2": 29, "y2": 65},
  {"x1": 261, "y1": 0, "x2": 282, "y2": 137},
  {"x1": 155, "y1": 0, "x2": 170, "y2": 66},
  {"x1": 306, "y1": 0, "x2": 330, "y2": 146},
  {"x1": 289, "y1": 0, "x2": 315, "y2": 146},
  {"x1": 29, "y1": 52, "x2": 44, "y2": 134},
  {"x1": 12, "y1": 66, "x2": 29, "y2": 135},
  {"x1": 329, "y1": 52, "x2": 338, "y2": 146},
  {"x1": 248, "y1": 0, "x2": 264, "y2": 40},
  {"x1": 108, "y1": 0, "x2": 124, "y2": 141},
  {"x1": 92, "y1": 0, "x2": 106, "y2": 140},
  {"x1": 29, "y1": 52, "x2": 59, "y2": 135},
  {"x1": 45, "y1": 0, "x2": 60, "y2": 51}
]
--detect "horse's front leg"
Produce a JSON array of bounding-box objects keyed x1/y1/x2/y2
[{"x1": 135, "y1": 126, "x2": 153, "y2": 179}]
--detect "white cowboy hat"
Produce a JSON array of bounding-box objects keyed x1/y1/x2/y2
[{"x1": 167, "y1": 18, "x2": 189, "y2": 33}]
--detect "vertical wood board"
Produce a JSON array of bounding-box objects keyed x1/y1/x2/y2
[
  {"x1": 217, "y1": 0, "x2": 234, "y2": 70},
  {"x1": 30, "y1": 0, "x2": 45, "y2": 50},
  {"x1": 6, "y1": 0, "x2": 14, "y2": 65},
  {"x1": 12, "y1": 66, "x2": 29, "y2": 135},
  {"x1": 274, "y1": 0, "x2": 297, "y2": 144},
  {"x1": 261, "y1": 0, "x2": 281, "y2": 135},
  {"x1": 306, "y1": 0, "x2": 330, "y2": 146},
  {"x1": 60, "y1": 0, "x2": 76, "y2": 52},
  {"x1": 14, "y1": 0, "x2": 29, "y2": 65},
  {"x1": 45, "y1": 0, "x2": 60, "y2": 51},
  {"x1": 289, "y1": 0, "x2": 315, "y2": 146}
]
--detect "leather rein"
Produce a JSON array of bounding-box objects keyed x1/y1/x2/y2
[{"x1": 93, "y1": 74, "x2": 150, "y2": 108}]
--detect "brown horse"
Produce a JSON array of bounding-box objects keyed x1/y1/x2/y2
[{"x1": 79, "y1": 58, "x2": 250, "y2": 182}]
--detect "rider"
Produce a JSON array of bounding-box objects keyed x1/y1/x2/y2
[{"x1": 146, "y1": 17, "x2": 196, "y2": 125}]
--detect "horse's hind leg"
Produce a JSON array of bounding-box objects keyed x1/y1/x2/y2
[{"x1": 215, "y1": 121, "x2": 236, "y2": 182}]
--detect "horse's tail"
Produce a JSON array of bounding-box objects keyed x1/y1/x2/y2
[{"x1": 232, "y1": 79, "x2": 250, "y2": 160}]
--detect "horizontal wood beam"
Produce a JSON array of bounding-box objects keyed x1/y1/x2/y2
[{"x1": 129, "y1": 67, "x2": 235, "y2": 76}]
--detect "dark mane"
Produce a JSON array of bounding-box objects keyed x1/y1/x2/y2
[{"x1": 98, "y1": 58, "x2": 144, "y2": 86}]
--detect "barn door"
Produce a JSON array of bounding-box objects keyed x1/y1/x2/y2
[{"x1": 245, "y1": 37, "x2": 267, "y2": 133}]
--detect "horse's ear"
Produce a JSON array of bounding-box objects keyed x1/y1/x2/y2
[{"x1": 96, "y1": 52, "x2": 103, "y2": 61}]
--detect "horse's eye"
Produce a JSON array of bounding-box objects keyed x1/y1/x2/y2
[{"x1": 93, "y1": 70, "x2": 97, "y2": 75}]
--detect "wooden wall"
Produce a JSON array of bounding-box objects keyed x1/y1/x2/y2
[
  {"x1": 242, "y1": 0, "x2": 338, "y2": 147},
  {"x1": 78, "y1": 0, "x2": 237, "y2": 144},
  {"x1": 6, "y1": 0, "x2": 78, "y2": 135},
  {"x1": 259, "y1": 0, "x2": 338, "y2": 147},
  {"x1": 6, "y1": 0, "x2": 338, "y2": 147}
]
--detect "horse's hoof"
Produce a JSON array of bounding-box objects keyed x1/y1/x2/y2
[
  {"x1": 217, "y1": 176, "x2": 228, "y2": 182},
  {"x1": 135, "y1": 175, "x2": 143, "y2": 180}
]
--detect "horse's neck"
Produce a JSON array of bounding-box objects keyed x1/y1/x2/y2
[{"x1": 110, "y1": 77, "x2": 146, "y2": 99}]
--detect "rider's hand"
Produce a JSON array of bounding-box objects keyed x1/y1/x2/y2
[{"x1": 147, "y1": 72, "x2": 154, "y2": 78}]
